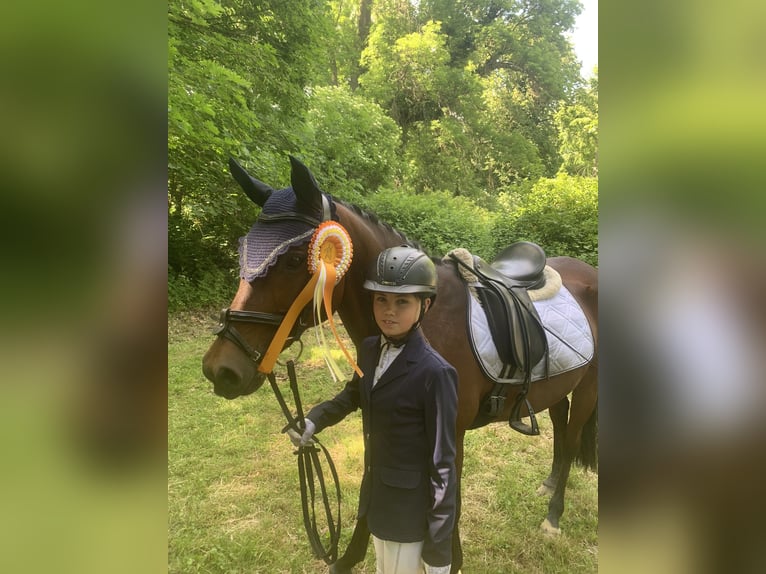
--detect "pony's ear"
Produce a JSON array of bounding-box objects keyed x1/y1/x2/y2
[
  {"x1": 289, "y1": 155, "x2": 323, "y2": 214},
  {"x1": 228, "y1": 157, "x2": 273, "y2": 207}
]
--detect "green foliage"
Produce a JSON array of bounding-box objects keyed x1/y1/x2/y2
[
  {"x1": 305, "y1": 86, "x2": 402, "y2": 194},
  {"x1": 359, "y1": 188, "x2": 496, "y2": 258},
  {"x1": 426, "y1": 0, "x2": 584, "y2": 176},
  {"x1": 493, "y1": 174, "x2": 598, "y2": 265},
  {"x1": 556, "y1": 69, "x2": 599, "y2": 176},
  {"x1": 168, "y1": 0, "x2": 333, "y2": 280},
  {"x1": 325, "y1": 0, "x2": 366, "y2": 87},
  {"x1": 360, "y1": 20, "x2": 454, "y2": 128},
  {"x1": 402, "y1": 115, "x2": 484, "y2": 198},
  {"x1": 168, "y1": 267, "x2": 237, "y2": 312},
  {"x1": 167, "y1": 0, "x2": 598, "y2": 288}
]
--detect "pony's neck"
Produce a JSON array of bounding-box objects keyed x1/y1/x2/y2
[{"x1": 334, "y1": 202, "x2": 408, "y2": 348}]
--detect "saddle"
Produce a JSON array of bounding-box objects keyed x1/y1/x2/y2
[{"x1": 449, "y1": 242, "x2": 550, "y2": 436}]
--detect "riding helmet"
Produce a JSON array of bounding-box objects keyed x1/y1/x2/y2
[{"x1": 363, "y1": 245, "x2": 437, "y2": 297}]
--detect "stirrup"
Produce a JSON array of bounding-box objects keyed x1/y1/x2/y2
[{"x1": 509, "y1": 395, "x2": 540, "y2": 436}]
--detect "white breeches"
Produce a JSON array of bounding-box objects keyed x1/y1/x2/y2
[{"x1": 372, "y1": 535, "x2": 424, "y2": 574}]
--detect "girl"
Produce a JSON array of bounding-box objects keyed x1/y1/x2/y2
[{"x1": 292, "y1": 246, "x2": 458, "y2": 574}]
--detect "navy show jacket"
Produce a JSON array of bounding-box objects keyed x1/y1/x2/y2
[{"x1": 306, "y1": 329, "x2": 459, "y2": 567}]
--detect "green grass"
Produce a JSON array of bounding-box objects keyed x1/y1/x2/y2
[{"x1": 169, "y1": 312, "x2": 597, "y2": 573}]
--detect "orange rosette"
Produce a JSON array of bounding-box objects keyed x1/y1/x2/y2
[
  {"x1": 258, "y1": 221, "x2": 362, "y2": 379},
  {"x1": 308, "y1": 222, "x2": 353, "y2": 281}
]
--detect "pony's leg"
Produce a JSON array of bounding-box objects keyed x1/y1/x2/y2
[
  {"x1": 538, "y1": 397, "x2": 569, "y2": 496},
  {"x1": 450, "y1": 430, "x2": 466, "y2": 574},
  {"x1": 541, "y1": 370, "x2": 598, "y2": 535}
]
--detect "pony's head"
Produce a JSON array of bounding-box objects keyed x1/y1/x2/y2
[{"x1": 202, "y1": 156, "x2": 334, "y2": 398}]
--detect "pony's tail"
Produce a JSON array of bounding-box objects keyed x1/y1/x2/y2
[{"x1": 575, "y1": 400, "x2": 598, "y2": 471}]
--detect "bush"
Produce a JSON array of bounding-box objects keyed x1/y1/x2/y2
[
  {"x1": 359, "y1": 188, "x2": 496, "y2": 258},
  {"x1": 305, "y1": 86, "x2": 402, "y2": 195},
  {"x1": 168, "y1": 267, "x2": 238, "y2": 312},
  {"x1": 493, "y1": 175, "x2": 598, "y2": 266}
]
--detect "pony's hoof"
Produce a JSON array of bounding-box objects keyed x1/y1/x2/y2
[
  {"x1": 536, "y1": 483, "x2": 554, "y2": 497},
  {"x1": 541, "y1": 517, "x2": 561, "y2": 536}
]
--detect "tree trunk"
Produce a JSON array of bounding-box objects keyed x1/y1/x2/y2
[{"x1": 350, "y1": 0, "x2": 373, "y2": 90}]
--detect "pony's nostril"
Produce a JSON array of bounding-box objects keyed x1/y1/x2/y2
[{"x1": 216, "y1": 366, "x2": 241, "y2": 389}]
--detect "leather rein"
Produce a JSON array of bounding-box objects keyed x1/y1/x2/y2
[{"x1": 269, "y1": 361, "x2": 342, "y2": 564}]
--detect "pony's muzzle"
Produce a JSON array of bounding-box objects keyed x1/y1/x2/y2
[{"x1": 202, "y1": 342, "x2": 265, "y2": 398}]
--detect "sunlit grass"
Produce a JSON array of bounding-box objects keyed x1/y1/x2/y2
[{"x1": 169, "y1": 312, "x2": 597, "y2": 573}]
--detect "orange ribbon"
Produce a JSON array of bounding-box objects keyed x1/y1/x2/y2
[
  {"x1": 321, "y1": 265, "x2": 363, "y2": 378},
  {"x1": 258, "y1": 222, "x2": 363, "y2": 379},
  {"x1": 257, "y1": 273, "x2": 319, "y2": 374}
]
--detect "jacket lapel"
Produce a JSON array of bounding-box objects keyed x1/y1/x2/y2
[
  {"x1": 360, "y1": 337, "x2": 381, "y2": 402},
  {"x1": 371, "y1": 330, "x2": 426, "y2": 392}
]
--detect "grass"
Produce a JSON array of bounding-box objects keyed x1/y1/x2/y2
[{"x1": 169, "y1": 311, "x2": 597, "y2": 573}]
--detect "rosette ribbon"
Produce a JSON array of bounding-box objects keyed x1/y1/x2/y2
[{"x1": 258, "y1": 222, "x2": 363, "y2": 380}]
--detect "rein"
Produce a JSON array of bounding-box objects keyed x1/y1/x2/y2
[
  {"x1": 214, "y1": 193, "x2": 357, "y2": 561},
  {"x1": 268, "y1": 361, "x2": 342, "y2": 564}
]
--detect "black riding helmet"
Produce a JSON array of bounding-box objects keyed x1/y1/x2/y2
[
  {"x1": 363, "y1": 245, "x2": 437, "y2": 298},
  {"x1": 364, "y1": 246, "x2": 437, "y2": 343}
]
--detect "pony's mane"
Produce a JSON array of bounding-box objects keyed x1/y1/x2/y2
[{"x1": 334, "y1": 197, "x2": 422, "y2": 251}]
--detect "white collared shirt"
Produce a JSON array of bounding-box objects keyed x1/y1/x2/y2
[{"x1": 373, "y1": 336, "x2": 405, "y2": 387}]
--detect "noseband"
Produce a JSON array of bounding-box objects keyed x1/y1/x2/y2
[{"x1": 213, "y1": 307, "x2": 308, "y2": 365}]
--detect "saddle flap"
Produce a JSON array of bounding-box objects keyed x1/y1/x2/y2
[
  {"x1": 474, "y1": 283, "x2": 548, "y2": 375},
  {"x1": 475, "y1": 287, "x2": 514, "y2": 366}
]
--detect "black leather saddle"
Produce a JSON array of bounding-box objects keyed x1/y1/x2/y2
[
  {"x1": 450, "y1": 241, "x2": 550, "y2": 435},
  {"x1": 481, "y1": 241, "x2": 548, "y2": 289}
]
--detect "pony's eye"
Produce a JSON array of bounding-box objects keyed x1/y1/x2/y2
[{"x1": 285, "y1": 254, "x2": 305, "y2": 270}]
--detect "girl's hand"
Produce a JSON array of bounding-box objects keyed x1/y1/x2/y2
[{"x1": 286, "y1": 418, "x2": 316, "y2": 447}]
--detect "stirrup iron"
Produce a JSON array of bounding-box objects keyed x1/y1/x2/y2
[{"x1": 509, "y1": 395, "x2": 540, "y2": 436}]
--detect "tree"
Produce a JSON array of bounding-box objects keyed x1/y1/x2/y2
[
  {"x1": 493, "y1": 174, "x2": 598, "y2": 265},
  {"x1": 555, "y1": 69, "x2": 598, "y2": 176},
  {"x1": 360, "y1": 20, "x2": 452, "y2": 130},
  {"x1": 304, "y1": 85, "x2": 402, "y2": 194},
  {"x1": 168, "y1": 0, "x2": 332, "y2": 278},
  {"x1": 417, "y1": 0, "x2": 583, "y2": 176}
]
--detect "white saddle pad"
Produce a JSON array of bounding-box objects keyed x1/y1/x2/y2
[{"x1": 469, "y1": 284, "x2": 595, "y2": 382}]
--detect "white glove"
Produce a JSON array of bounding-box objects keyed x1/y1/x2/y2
[
  {"x1": 286, "y1": 418, "x2": 316, "y2": 447},
  {"x1": 423, "y1": 564, "x2": 451, "y2": 574}
]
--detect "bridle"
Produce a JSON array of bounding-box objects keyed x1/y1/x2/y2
[
  {"x1": 212, "y1": 194, "x2": 333, "y2": 368},
  {"x1": 212, "y1": 194, "x2": 343, "y2": 562},
  {"x1": 213, "y1": 307, "x2": 308, "y2": 367}
]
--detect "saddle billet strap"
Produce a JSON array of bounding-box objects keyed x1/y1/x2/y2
[
  {"x1": 507, "y1": 291, "x2": 539, "y2": 436},
  {"x1": 504, "y1": 285, "x2": 542, "y2": 435}
]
